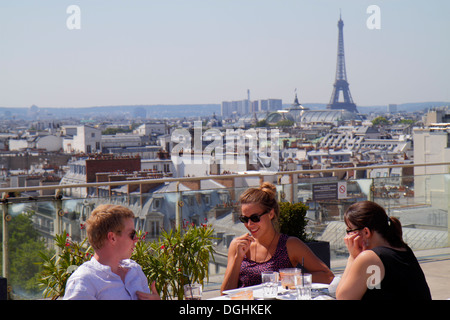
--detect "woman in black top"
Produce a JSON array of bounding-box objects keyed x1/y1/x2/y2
[{"x1": 336, "y1": 201, "x2": 431, "y2": 300}]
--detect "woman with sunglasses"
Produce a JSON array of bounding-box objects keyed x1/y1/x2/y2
[
  {"x1": 336, "y1": 201, "x2": 431, "y2": 300},
  {"x1": 221, "y1": 182, "x2": 334, "y2": 292},
  {"x1": 64, "y1": 204, "x2": 160, "y2": 300}
]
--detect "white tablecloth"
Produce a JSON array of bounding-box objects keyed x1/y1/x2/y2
[{"x1": 210, "y1": 281, "x2": 336, "y2": 300}]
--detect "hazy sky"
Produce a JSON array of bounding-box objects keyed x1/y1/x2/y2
[{"x1": 1, "y1": 0, "x2": 449, "y2": 108}]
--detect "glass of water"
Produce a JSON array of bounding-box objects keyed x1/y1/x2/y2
[
  {"x1": 295, "y1": 273, "x2": 312, "y2": 300},
  {"x1": 261, "y1": 271, "x2": 279, "y2": 299},
  {"x1": 183, "y1": 283, "x2": 202, "y2": 300}
]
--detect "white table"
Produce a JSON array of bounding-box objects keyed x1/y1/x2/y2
[{"x1": 209, "y1": 282, "x2": 335, "y2": 300}]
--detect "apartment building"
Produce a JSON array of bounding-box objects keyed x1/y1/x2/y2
[{"x1": 62, "y1": 125, "x2": 102, "y2": 154}]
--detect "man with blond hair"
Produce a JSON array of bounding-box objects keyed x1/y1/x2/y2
[{"x1": 64, "y1": 204, "x2": 160, "y2": 300}]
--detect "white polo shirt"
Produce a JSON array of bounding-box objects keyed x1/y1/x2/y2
[{"x1": 63, "y1": 257, "x2": 151, "y2": 300}]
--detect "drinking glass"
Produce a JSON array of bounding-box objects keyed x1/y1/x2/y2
[
  {"x1": 295, "y1": 273, "x2": 312, "y2": 300},
  {"x1": 261, "y1": 271, "x2": 279, "y2": 299},
  {"x1": 279, "y1": 268, "x2": 301, "y2": 290},
  {"x1": 183, "y1": 283, "x2": 202, "y2": 300}
]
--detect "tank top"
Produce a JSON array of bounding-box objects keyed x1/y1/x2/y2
[
  {"x1": 238, "y1": 234, "x2": 294, "y2": 288},
  {"x1": 362, "y1": 246, "x2": 431, "y2": 300}
]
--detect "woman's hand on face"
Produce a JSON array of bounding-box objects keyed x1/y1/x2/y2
[{"x1": 344, "y1": 232, "x2": 364, "y2": 259}]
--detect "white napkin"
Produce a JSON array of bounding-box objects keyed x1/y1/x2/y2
[{"x1": 327, "y1": 276, "x2": 341, "y2": 297}]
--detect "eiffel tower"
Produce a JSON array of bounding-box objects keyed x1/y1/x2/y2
[{"x1": 327, "y1": 14, "x2": 358, "y2": 113}]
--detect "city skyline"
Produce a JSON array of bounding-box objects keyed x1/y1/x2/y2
[{"x1": 0, "y1": 0, "x2": 449, "y2": 109}]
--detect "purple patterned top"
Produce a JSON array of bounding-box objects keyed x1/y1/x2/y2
[{"x1": 238, "y1": 234, "x2": 293, "y2": 288}]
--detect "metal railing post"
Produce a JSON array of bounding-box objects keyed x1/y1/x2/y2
[
  {"x1": 0, "y1": 197, "x2": 11, "y2": 300},
  {"x1": 55, "y1": 193, "x2": 63, "y2": 255},
  {"x1": 176, "y1": 181, "x2": 182, "y2": 230},
  {"x1": 1, "y1": 201, "x2": 9, "y2": 290}
]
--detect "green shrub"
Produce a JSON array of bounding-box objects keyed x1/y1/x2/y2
[
  {"x1": 278, "y1": 201, "x2": 312, "y2": 242},
  {"x1": 38, "y1": 233, "x2": 93, "y2": 300},
  {"x1": 133, "y1": 222, "x2": 216, "y2": 300}
]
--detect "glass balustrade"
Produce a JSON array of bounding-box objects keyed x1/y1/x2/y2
[{"x1": 1, "y1": 167, "x2": 449, "y2": 299}]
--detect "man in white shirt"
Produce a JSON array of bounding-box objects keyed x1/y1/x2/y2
[{"x1": 63, "y1": 204, "x2": 160, "y2": 300}]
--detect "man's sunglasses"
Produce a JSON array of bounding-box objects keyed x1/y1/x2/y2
[
  {"x1": 129, "y1": 230, "x2": 137, "y2": 240},
  {"x1": 238, "y1": 210, "x2": 269, "y2": 224}
]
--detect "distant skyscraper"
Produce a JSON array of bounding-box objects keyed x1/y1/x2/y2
[
  {"x1": 250, "y1": 100, "x2": 259, "y2": 113},
  {"x1": 221, "y1": 101, "x2": 235, "y2": 118},
  {"x1": 327, "y1": 14, "x2": 358, "y2": 113},
  {"x1": 221, "y1": 92, "x2": 282, "y2": 117},
  {"x1": 388, "y1": 104, "x2": 397, "y2": 113},
  {"x1": 266, "y1": 99, "x2": 282, "y2": 111}
]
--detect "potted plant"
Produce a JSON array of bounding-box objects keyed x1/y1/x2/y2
[
  {"x1": 38, "y1": 222, "x2": 216, "y2": 300},
  {"x1": 38, "y1": 233, "x2": 94, "y2": 300},
  {"x1": 132, "y1": 221, "x2": 216, "y2": 300},
  {"x1": 278, "y1": 201, "x2": 330, "y2": 268}
]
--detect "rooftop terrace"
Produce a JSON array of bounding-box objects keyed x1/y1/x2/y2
[{"x1": 1, "y1": 162, "x2": 449, "y2": 299}]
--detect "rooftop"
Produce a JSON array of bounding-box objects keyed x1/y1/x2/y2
[{"x1": 1, "y1": 162, "x2": 449, "y2": 300}]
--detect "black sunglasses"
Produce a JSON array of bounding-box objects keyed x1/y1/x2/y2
[
  {"x1": 129, "y1": 230, "x2": 137, "y2": 240},
  {"x1": 239, "y1": 210, "x2": 269, "y2": 224},
  {"x1": 346, "y1": 227, "x2": 364, "y2": 234}
]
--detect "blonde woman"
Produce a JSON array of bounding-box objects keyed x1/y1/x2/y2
[{"x1": 221, "y1": 182, "x2": 334, "y2": 292}]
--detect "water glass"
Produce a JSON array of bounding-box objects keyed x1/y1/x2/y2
[
  {"x1": 184, "y1": 283, "x2": 202, "y2": 300},
  {"x1": 295, "y1": 273, "x2": 312, "y2": 300},
  {"x1": 261, "y1": 271, "x2": 278, "y2": 299},
  {"x1": 279, "y1": 268, "x2": 301, "y2": 290}
]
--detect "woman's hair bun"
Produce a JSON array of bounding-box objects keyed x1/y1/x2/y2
[
  {"x1": 239, "y1": 181, "x2": 280, "y2": 219},
  {"x1": 260, "y1": 182, "x2": 276, "y2": 197}
]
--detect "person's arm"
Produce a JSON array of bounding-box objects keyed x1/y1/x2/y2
[
  {"x1": 220, "y1": 233, "x2": 254, "y2": 293},
  {"x1": 136, "y1": 281, "x2": 161, "y2": 300},
  {"x1": 336, "y1": 250, "x2": 383, "y2": 299},
  {"x1": 336, "y1": 233, "x2": 384, "y2": 300},
  {"x1": 286, "y1": 237, "x2": 334, "y2": 284}
]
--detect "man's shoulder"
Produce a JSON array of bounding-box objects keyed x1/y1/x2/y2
[{"x1": 68, "y1": 259, "x2": 100, "y2": 278}]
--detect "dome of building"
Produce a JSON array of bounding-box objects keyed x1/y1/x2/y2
[
  {"x1": 234, "y1": 112, "x2": 270, "y2": 128},
  {"x1": 266, "y1": 111, "x2": 294, "y2": 125},
  {"x1": 300, "y1": 109, "x2": 362, "y2": 125},
  {"x1": 285, "y1": 92, "x2": 309, "y2": 122}
]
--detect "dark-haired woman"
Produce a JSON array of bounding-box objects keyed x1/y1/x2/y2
[
  {"x1": 220, "y1": 182, "x2": 334, "y2": 293},
  {"x1": 336, "y1": 200, "x2": 431, "y2": 300}
]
